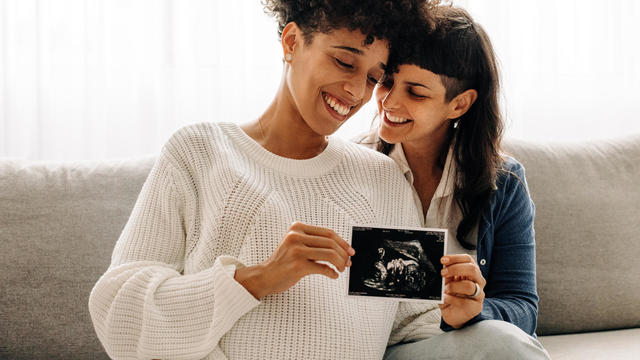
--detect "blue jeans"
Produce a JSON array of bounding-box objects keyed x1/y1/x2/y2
[{"x1": 384, "y1": 320, "x2": 550, "y2": 360}]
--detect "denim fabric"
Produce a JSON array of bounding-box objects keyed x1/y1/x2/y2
[
  {"x1": 440, "y1": 157, "x2": 539, "y2": 336},
  {"x1": 385, "y1": 320, "x2": 550, "y2": 360}
]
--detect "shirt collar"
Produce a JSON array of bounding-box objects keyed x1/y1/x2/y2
[{"x1": 389, "y1": 143, "x2": 456, "y2": 199}]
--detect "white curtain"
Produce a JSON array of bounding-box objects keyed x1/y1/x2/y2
[
  {"x1": 1, "y1": 0, "x2": 639, "y2": 161},
  {"x1": 458, "y1": 0, "x2": 640, "y2": 143}
]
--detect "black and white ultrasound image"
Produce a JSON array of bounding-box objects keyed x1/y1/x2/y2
[{"x1": 348, "y1": 226, "x2": 445, "y2": 301}]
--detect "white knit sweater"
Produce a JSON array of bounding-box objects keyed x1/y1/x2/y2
[{"x1": 89, "y1": 122, "x2": 438, "y2": 360}]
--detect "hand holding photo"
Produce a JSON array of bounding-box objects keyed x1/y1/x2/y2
[{"x1": 348, "y1": 225, "x2": 447, "y2": 303}]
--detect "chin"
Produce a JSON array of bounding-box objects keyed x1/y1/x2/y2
[
  {"x1": 378, "y1": 127, "x2": 402, "y2": 145},
  {"x1": 308, "y1": 119, "x2": 339, "y2": 137}
]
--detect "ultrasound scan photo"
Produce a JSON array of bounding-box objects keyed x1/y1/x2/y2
[{"x1": 348, "y1": 226, "x2": 446, "y2": 302}]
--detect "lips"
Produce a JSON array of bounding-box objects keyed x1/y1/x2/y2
[
  {"x1": 323, "y1": 92, "x2": 355, "y2": 119},
  {"x1": 383, "y1": 111, "x2": 412, "y2": 126}
]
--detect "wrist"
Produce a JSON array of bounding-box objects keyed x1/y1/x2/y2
[{"x1": 234, "y1": 264, "x2": 269, "y2": 300}]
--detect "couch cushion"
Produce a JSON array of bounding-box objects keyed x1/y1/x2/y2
[
  {"x1": 539, "y1": 328, "x2": 640, "y2": 360},
  {"x1": 0, "y1": 157, "x2": 155, "y2": 359},
  {"x1": 504, "y1": 135, "x2": 640, "y2": 335}
]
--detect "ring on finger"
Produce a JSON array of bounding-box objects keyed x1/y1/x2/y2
[{"x1": 469, "y1": 282, "x2": 481, "y2": 298}]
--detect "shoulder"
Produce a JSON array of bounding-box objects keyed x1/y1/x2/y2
[
  {"x1": 496, "y1": 155, "x2": 528, "y2": 191},
  {"x1": 351, "y1": 130, "x2": 379, "y2": 150},
  {"x1": 158, "y1": 122, "x2": 228, "y2": 176},
  {"x1": 164, "y1": 122, "x2": 222, "y2": 153},
  {"x1": 500, "y1": 155, "x2": 525, "y2": 176},
  {"x1": 162, "y1": 122, "x2": 228, "y2": 157},
  {"x1": 342, "y1": 139, "x2": 399, "y2": 172},
  {"x1": 492, "y1": 155, "x2": 534, "y2": 216}
]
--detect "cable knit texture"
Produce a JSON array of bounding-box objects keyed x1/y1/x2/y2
[{"x1": 88, "y1": 122, "x2": 430, "y2": 360}]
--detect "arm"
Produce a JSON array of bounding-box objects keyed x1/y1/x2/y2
[
  {"x1": 88, "y1": 147, "x2": 260, "y2": 360},
  {"x1": 441, "y1": 161, "x2": 538, "y2": 335}
]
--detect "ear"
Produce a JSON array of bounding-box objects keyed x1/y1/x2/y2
[
  {"x1": 281, "y1": 22, "x2": 302, "y2": 62},
  {"x1": 447, "y1": 89, "x2": 478, "y2": 120}
]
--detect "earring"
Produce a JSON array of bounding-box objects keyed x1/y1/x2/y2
[{"x1": 285, "y1": 53, "x2": 293, "y2": 62}]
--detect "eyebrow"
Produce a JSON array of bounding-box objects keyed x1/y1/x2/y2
[
  {"x1": 405, "y1": 81, "x2": 431, "y2": 89},
  {"x1": 332, "y1": 45, "x2": 363, "y2": 55},
  {"x1": 331, "y1": 45, "x2": 386, "y2": 70}
]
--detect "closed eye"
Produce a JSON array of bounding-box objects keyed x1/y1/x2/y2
[
  {"x1": 335, "y1": 58, "x2": 354, "y2": 69},
  {"x1": 409, "y1": 90, "x2": 428, "y2": 99}
]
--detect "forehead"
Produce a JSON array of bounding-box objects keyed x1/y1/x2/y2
[
  {"x1": 395, "y1": 64, "x2": 446, "y2": 90},
  {"x1": 310, "y1": 28, "x2": 389, "y2": 63}
]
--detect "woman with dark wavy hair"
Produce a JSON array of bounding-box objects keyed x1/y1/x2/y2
[
  {"x1": 360, "y1": 2, "x2": 550, "y2": 359},
  {"x1": 88, "y1": 1, "x2": 437, "y2": 359}
]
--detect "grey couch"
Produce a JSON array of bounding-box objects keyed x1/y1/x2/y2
[{"x1": 1, "y1": 135, "x2": 639, "y2": 359}]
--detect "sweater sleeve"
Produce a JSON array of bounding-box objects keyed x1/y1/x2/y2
[
  {"x1": 440, "y1": 161, "x2": 539, "y2": 336},
  {"x1": 388, "y1": 302, "x2": 443, "y2": 346},
  {"x1": 88, "y1": 140, "x2": 260, "y2": 359}
]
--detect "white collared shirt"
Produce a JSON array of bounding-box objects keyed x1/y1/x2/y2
[{"x1": 388, "y1": 143, "x2": 477, "y2": 260}]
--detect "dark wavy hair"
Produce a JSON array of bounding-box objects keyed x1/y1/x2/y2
[
  {"x1": 262, "y1": 0, "x2": 430, "y2": 46},
  {"x1": 377, "y1": 3, "x2": 504, "y2": 250}
]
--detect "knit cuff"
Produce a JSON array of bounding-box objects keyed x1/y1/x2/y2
[{"x1": 211, "y1": 256, "x2": 261, "y2": 331}]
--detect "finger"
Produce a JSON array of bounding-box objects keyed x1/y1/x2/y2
[
  {"x1": 444, "y1": 286, "x2": 484, "y2": 304},
  {"x1": 441, "y1": 263, "x2": 483, "y2": 285},
  {"x1": 301, "y1": 235, "x2": 349, "y2": 263},
  {"x1": 304, "y1": 260, "x2": 339, "y2": 279},
  {"x1": 441, "y1": 254, "x2": 475, "y2": 265},
  {"x1": 302, "y1": 248, "x2": 348, "y2": 272},
  {"x1": 445, "y1": 280, "x2": 479, "y2": 297},
  {"x1": 298, "y1": 223, "x2": 355, "y2": 256},
  {"x1": 443, "y1": 292, "x2": 473, "y2": 307}
]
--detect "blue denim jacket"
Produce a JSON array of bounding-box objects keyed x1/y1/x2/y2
[{"x1": 440, "y1": 157, "x2": 539, "y2": 336}]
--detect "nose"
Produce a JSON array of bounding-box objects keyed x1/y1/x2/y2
[
  {"x1": 380, "y1": 85, "x2": 400, "y2": 111},
  {"x1": 343, "y1": 74, "x2": 368, "y2": 103}
]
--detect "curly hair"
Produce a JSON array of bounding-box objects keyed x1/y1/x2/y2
[
  {"x1": 262, "y1": 0, "x2": 430, "y2": 46},
  {"x1": 378, "y1": 3, "x2": 505, "y2": 250}
]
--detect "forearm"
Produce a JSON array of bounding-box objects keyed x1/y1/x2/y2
[
  {"x1": 234, "y1": 263, "x2": 269, "y2": 299},
  {"x1": 89, "y1": 257, "x2": 260, "y2": 359},
  {"x1": 440, "y1": 295, "x2": 537, "y2": 334}
]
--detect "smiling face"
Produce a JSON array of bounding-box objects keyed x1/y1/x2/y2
[
  {"x1": 376, "y1": 64, "x2": 458, "y2": 147},
  {"x1": 285, "y1": 26, "x2": 389, "y2": 136}
]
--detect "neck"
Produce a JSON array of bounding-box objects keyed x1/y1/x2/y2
[
  {"x1": 401, "y1": 129, "x2": 451, "y2": 217},
  {"x1": 402, "y1": 129, "x2": 451, "y2": 179},
  {"x1": 242, "y1": 75, "x2": 328, "y2": 159}
]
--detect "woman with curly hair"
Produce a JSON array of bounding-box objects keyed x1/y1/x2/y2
[
  {"x1": 88, "y1": 1, "x2": 432, "y2": 359},
  {"x1": 359, "y1": 3, "x2": 551, "y2": 359}
]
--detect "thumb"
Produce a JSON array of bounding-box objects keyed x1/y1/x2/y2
[{"x1": 306, "y1": 261, "x2": 339, "y2": 279}]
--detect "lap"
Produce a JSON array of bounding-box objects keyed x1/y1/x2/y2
[{"x1": 384, "y1": 320, "x2": 550, "y2": 360}]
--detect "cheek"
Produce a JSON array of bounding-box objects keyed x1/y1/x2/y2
[
  {"x1": 292, "y1": 70, "x2": 321, "y2": 107},
  {"x1": 362, "y1": 85, "x2": 376, "y2": 104},
  {"x1": 376, "y1": 98, "x2": 385, "y2": 115},
  {"x1": 374, "y1": 87, "x2": 387, "y2": 110},
  {"x1": 374, "y1": 86, "x2": 386, "y2": 102}
]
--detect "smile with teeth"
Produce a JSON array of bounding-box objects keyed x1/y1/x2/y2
[
  {"x1": 323, "y1": 93, "x2": 352, "y2": 116},
  {"x1": 385, "y1": 111, "x2": 411, "y2": 124}
]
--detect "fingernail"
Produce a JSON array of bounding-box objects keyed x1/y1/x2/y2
[
  {"x1": 348, "y1": 247, "x2": 355, "y2": 256},
  {"x1": 347, "y1": 260, "x2": 352, "y2": 267},
  {"x1": 441, "y1": 257, "x2": 449, "y2": 264},
  {"x1": 441, "y1": 268, "x2": 448, "y2": 275}
]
